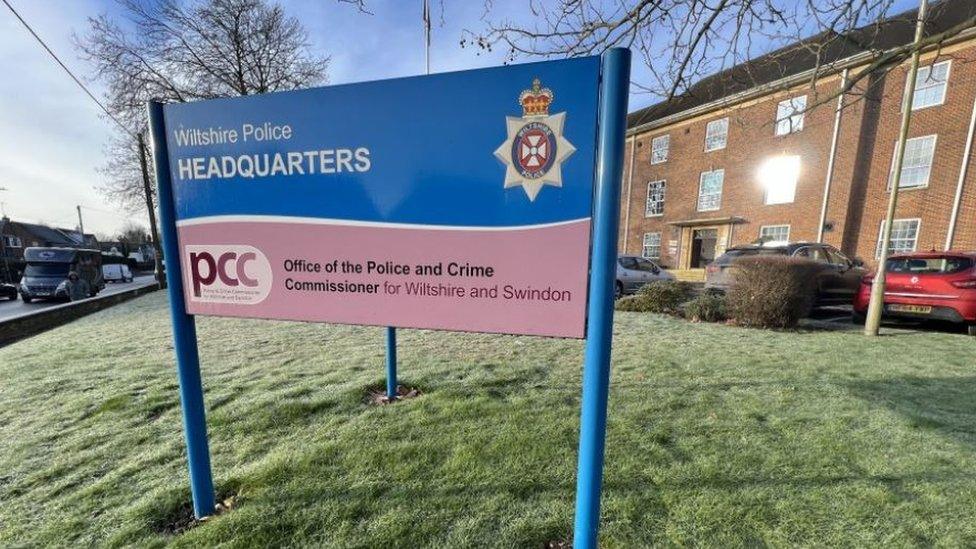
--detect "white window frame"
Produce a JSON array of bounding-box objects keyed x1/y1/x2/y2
[
  {"x1": 650, "y1": 134, "x2": 669, "y2": 164},
  {"x1": 888, "y1": 134, "x2": 937, "y2": 190},
  {"x1": 642, "y1": 232, "x2": 662, "y2": 260},
  {"x1": 876, "y1": 218, "x2": 921, "y2": 258},
  {"x1": 775, "y1": 95, "x2": 807, "y2": 136},
  {"x1": 909, "y1": 60, "x2": 951, "y2": 111},
  {"x1": 697, "y1": 169, "x2": 724, "y2": 212},
  {"x1": 645, "y1": 180, "x2": 666, "y2": 217},
  {"x1": 704, "y1": 118, "x2": 728, "y2": 152},
  {"x1": 2, "y1": 235, "x2": 21, "y2": 248},
  {"x1": 759, "y1": 225, "x2": 791, "y2": 242}
]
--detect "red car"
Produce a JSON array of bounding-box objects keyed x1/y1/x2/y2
[{"x1": 853, "y1": 251, "x2": 976, "y2": 335}]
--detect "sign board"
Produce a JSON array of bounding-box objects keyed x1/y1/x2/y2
[
  {"x1": 149, "y1": 49, "x2": 630, "y2": 548},
  {"x1": 161, "y1": 58, "x2": 601, "y2": 338}
]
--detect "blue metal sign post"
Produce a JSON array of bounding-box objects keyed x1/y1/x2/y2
[
  {"x1": 385, "y1": 326, "x2": 397, "y2": 399},
  {"x1": 148, "y1": 101, "x2": 216, "y2": 519},
  {"x1": 572, "y1": 48, "x2": 630, "y2": 549}
]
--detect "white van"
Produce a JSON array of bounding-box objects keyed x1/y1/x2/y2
[{"x1": 102, "y1": 262, "x2": 133, "y2": 283}]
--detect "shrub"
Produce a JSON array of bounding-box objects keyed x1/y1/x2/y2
[
  {"x1": 683, "y1": 292, "x2": 728, "y2": 322},
  {"x1": 726, "y1": 256, "x2": 819, "y2": 328},
  {"x1": 614, "y1": 280, "x2": 689, "y2": 314}
]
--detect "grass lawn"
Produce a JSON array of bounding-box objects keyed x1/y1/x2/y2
[{"x1": 2, "y1": 292, "x2": 976, "y2": 547}]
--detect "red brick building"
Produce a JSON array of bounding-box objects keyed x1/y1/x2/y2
[{"x1": 619, "y1": 1, "x2": 976, "y2": 278}]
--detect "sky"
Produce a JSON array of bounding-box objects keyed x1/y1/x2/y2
[{"x1": 0, "y1": 0, "x2": 919, "y2": 237}]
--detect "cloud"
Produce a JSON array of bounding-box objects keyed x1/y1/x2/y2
[
  {"x1": 0, "y1": 0, "x2": 144, "y2": 235},
  {"x1": 1, "y1": 0, "x2": 662, "y2": 236}
]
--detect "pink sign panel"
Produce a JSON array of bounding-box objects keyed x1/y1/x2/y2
[{"x1": 177, "y1": 217, "x2": 591, "y2": 337}]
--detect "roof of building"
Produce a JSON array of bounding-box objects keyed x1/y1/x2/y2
[
  {"x1": 627, "y1": 0, "x2": 976, "y2": 131},
  {"x1": 9, "y1": 221, "x2": 80, "y2": 247},
  {"x1": 56, "y1": 228, "x2": 99, "y2": 247}
]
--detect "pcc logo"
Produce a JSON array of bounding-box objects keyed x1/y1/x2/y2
[{"x1": 185, "y1": 245, "x2": 272, "y2": 305}]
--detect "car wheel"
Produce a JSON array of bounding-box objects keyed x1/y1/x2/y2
[
  {"x1": 22, "y1": 295, "x2": 31, "y2": 303},
  {"x1": 615, "y1": 281, "x2": 623, "y2": 299},
  {"x1": 852, "y1": 311, "x2": 866, "y2": 325}
]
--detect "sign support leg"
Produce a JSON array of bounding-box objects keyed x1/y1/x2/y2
[
  {"x1": 148, "y1": 101, "x2": 217, "y2": 519},
  {"x1": 386, "y1": 327, "x2": 398, "y2": 399},
  {"x1": 572, "y1": 47, "x2": 630, "y2": 549}
]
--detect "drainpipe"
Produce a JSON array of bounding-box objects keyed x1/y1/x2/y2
[
  {"x1": 622, "y1": 135, "x2": 637, "y2": 253},
  {"x1": 945, "y1": 93, "x2": 976, "y2": 250},
  {"x1": 817, "y1": 68, "x2": 849, "y2": 243}
]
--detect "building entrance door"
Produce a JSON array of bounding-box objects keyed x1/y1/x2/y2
[{"x1": 691, "y1": 228, "x2": 718, "y2": 268}]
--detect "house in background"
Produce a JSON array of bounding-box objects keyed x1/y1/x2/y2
[
  {"x1": 0, "y1": 217, "x2": 101, "y2": 282},
  {"x1": 56, "y1": 227, "x2": 100, "y2": 249},
  {"x1": 99, "y1": 240, "x2": 130, "y2": 257},
  {"x1": 619, "y1": 0, "x2": 976, "y2": 280}
]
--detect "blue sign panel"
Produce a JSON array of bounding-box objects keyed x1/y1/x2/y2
[{"x1": 164, "y1": 57, "x2": 600, "y2": 226}]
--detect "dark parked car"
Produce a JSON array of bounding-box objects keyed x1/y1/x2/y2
[
  {"x1": 0, "y1": 283, "x2": 18, "y2": 301},
  {"x1": 853, "y1": 251, "x2": 976, "y2": 335},
  {"x1": 705, "y1": 241, "x2": 866, "y2": 306}
]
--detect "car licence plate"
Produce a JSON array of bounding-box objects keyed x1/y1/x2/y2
[{"x1": 889, "y1": 304, "x2": 932, "y2": 314}]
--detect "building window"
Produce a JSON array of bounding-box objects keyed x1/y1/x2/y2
[
  {"x1": 910, "y1": 60, "x2": 950, "y2": 110},
  {"x1": 645, "y1": 180, "x2": 666, "y2": 216},
  {"x1": 2, "y1": 235, "x2": 22, "y2": 248},
  {"x1": 697, "y1": 169, "x2": 724, "y2": 211},
  {"x1": 759, "y1": 225, "x2": 790, "y2": 242},
  {"x1": 760, "y1": 155, "x2": 800, "y2": 205},
  {"x1": 889, "y1": 135, "x2": 936, "y2": 189},
  {"x1": 704, "y1": 118, "x2": 728, "y2": 152},
  {"x1": 650, "y1": 135, "x2": 669, "y2": 164},
  {"x1": 642, "y1": 232, "x2": 661, "y2": 259},
  {"x1": 876, "y1": 218, "x2": 920, "y2": 258},
  {"x1": 775, "y1": 95, "x2": 807, "y2": 135}
]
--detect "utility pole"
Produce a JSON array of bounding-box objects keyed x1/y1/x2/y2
[
  {"x1": 76, "y1": 205, "x2": 85, "y2": 236},
  {"x1": 138, "y1": 132, "x2": 166, "y2": 288},
  {"x1": 423, "y1": 0, "x2": 430, "y2": 75},
  {"x1": 865, "y1": 0, "x2": 928, "y2": 336},
  {"x1": 0, "y1": 187, "x2": 8, "y2": 282}
]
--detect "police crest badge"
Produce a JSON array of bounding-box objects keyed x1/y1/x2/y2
[{"x1": 495, "y1": 78, "x2": 576, "y2": 201}]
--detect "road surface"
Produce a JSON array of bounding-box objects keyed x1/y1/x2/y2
[{"x1": 0, "y1": 275, "x2": 158, "y2": 323}]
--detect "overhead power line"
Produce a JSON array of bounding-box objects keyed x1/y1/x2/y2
[
  {"x1": 1, "y1": 0, "x2": 132, "y2": 136},
  {"x1": 80, "y1": 204, "x2": 143, "y2": 221}
]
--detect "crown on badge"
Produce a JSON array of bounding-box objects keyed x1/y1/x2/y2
[{"x1": 519, "y1": 78, "x2": 553, "y2": 117}]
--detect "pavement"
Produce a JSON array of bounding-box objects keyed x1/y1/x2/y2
[
  {"x1": 802, "y1": 304, "x2": 972, "y2": 335},
  {"x1": 0, "y1": 274, "x2": 158, "y2": 323}
]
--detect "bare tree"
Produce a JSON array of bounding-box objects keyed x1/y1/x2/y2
[
  {"x1": 117, "y1": 221, "x2": 152, "y2": 245},
  {"x1": 76, "y1": 0, "x2": 330, "y2": 212},
  {"x1": 465, "y1": 0, "x2": 976, "y2": 112},
  {"x1": 97, "y1": 136, "x2": 148, "y2": 214}
]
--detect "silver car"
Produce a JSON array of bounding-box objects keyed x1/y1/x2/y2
[{"x1": 616, "y1": 255, "x2": 675, "y2": 298}]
